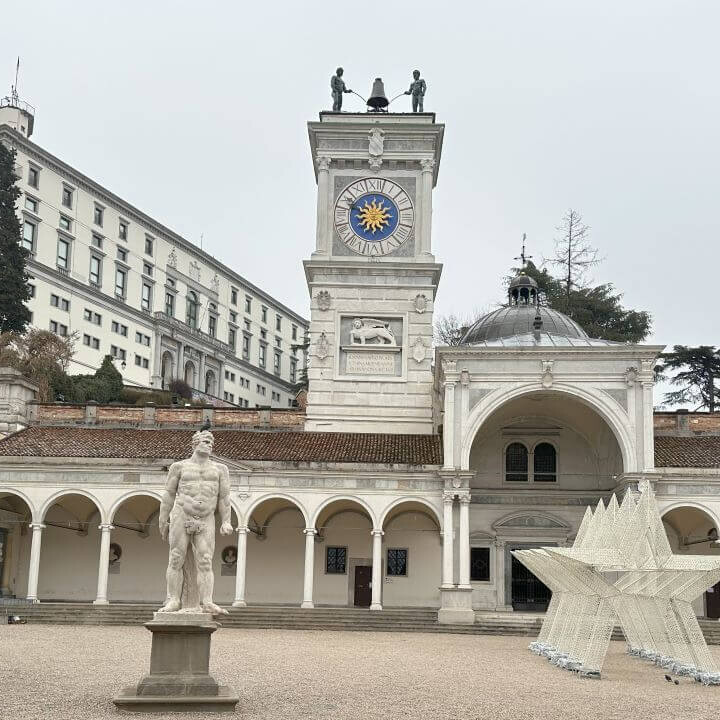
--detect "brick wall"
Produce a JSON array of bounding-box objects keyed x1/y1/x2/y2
[{"x1": 654, "y1": 411, "x2": 720, "y2": 436}]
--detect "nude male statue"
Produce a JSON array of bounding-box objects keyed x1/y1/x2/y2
[
  {"x1": 158, "y1": 429, "x2": 233, "y2": 615},
  {"x1": 331, "y1": 67, "x2": 352, "y2": 112},
  {"x1": 404, "y1": 69, "x2": 427, "y2": 113}
]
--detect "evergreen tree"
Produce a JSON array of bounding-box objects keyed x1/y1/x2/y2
[
  {"x1": 655, "y1": 345, "x2": 720, "y2": 412},
  {"x1": 0, "y1": 142, "x2": 32, "y2": 332}
]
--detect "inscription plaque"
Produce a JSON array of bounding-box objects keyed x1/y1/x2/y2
[{"x1": 346, "y1": 351, "x2": 396, "y2": 375}]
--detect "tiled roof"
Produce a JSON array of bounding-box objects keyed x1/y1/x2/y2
[
  {"x1": 0, "y1": 427, "x2": 443, "y2": 466},
  {"x1": 654, "y1": 436, "x2": 720, "y2": 468}
]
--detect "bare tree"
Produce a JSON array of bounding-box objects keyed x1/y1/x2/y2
[
  {"x1": 433, "y1": 308, "x2": 490, "y2": 346},
  {"x1": 546, "y1": 209, "x2": 601, "y2": 312}
]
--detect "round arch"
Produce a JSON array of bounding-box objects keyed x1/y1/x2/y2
[
  {"x1": 378, "y1": 497, "x2": 443, "y2": 530},
  {"x1": 460, "y1": 382, "x2": 635, "y2": 473},
  {"x1": 160, "y1": 351, "x2": 173, "y2": 389},
  {"x1": 108, "y1": 490, "x2": 164, "y2": 523},
  {"x1": 39, "y1": 489, "x2": 106, "y2": 524},
  {"x1": 311, "y1": 495, "x2": 378, "y2": 530},
  {"x1": 184, "y1": 361, "x2": 196, "y2": 387},
  {"x1": 242, "y1": 493, "x2": 310, "y2": 528},
  {"x1": 0, "y1": 488, "x2": 37, "y2": 522},
  {"x1": 660, "y1": 502, "x2": 720, "y2": 535}
]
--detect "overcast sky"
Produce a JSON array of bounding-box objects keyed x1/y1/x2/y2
[{"x1": 2, "y1": 1, "x2": 718, "y2": 403}]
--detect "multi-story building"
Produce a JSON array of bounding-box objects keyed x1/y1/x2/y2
[{"x1": 0, "y1": 93, "x2": 307, "y2": 408}]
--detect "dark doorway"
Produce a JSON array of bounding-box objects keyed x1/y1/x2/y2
[
  {"x1": 0, "y1": 528, "x2": 6, "y2": 594},
  {"x1": 706, "y1": 583, "x2": 720, "y2": 619},
  {"x1": 511, "y1": 554, "x2": 551, "y2": 611},
  {"x1": 353, "y1": 565, "x2": 372, "y2": 607}
]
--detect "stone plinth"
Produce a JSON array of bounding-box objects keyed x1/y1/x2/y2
[
  {"x1": 438, "y1": 586, "x2": 475, "y2": 625},
  {"x1": 113, "y1": 612, "x2": 239, "y2": 713}
]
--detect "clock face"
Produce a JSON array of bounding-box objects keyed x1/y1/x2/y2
[{"x1": 333, "y1": 178, "x2": 414, "y2": 256}]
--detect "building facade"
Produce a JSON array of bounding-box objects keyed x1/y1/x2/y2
[
  {"x1": 0, "y1": 109, "x2": 718, "y2": 624},
  {"x1": 0, "y1": 96, "x2": 307, "y2": 408}
]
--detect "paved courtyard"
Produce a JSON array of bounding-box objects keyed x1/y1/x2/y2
[{"x1": 0, "y1": 624, "x2": 717, "y2": 719}]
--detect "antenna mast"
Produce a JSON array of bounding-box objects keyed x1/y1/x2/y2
[{"x1": 11, "y1": 57, "x2": 19, "y2": 103}]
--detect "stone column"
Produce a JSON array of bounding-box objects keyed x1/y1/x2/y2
[
  {"x1": 151, "y1": 331, "x2": 163, "y2": 388},
  {"x1": 441, "y1": 493, "x2": 454, "y2": 587},
  {"x1": 217, "y1": 360, "x2": 225, "y2": 401},
  {"x1": 419, "y1": 159, "x2": 435, "y2": 257},
  {"x1": 442, "y1": 379, "x2": 457, "y2": 470},
  {"x1": 458, "y1": 495, "x2": 471, "y2": 588},
  {"x1": 494, "y1": 538, "x2": 511, "y2": 611},
  {"x1": 198, "y1": 352, "x2": 206, "y2": 393},
  {"x1": 94, "y1": 523, "x2": 114, "y2": 605},
  {"x1": 370, "y1": 529, "x2": 384, "y2": 611},
  {"x1": 232, "y1": 526, "x2": 248, "y2": 607},
  {"x1": 26, "y1": 522, "x2": 45, "y2": 603},
  {"x1": 176, "y1": 340, "x2": 184, "y2": 383},
  {"x1": 301, "y1": 528, "x2": 316, "y2": 608},
  {"x1": 641, "y1": 379, "x2": 655, "y2": 472},
  {"x1": 0, "y1": 530, "x2": 13, "y2": 595},
  {"x1": 314, "y1": 155, "x2": 332, "y2": 256}
]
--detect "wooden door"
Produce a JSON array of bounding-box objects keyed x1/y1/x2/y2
[
  {"x1": 706, "y1": 582, "x2": 720, "y2": 619},
  {"x1": 354, "y1": 565, "x2": 372, "y2": 607}
]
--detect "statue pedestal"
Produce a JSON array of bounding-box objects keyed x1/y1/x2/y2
[
  {"x1": 113, "y1": 612, "x2": 239, "y2": 713},
  {"x1": 437, "y1": 586, "x2": 475, "y2": 625}
]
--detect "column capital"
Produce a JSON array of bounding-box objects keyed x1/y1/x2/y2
[
  {"x1": 236, "y1": 525, "x2": 250, "y2": 535},
  {"x1": 443, "y1": 378, "x2": 458, "y2": 389},
  {"x1": 315, "y1": 154, "x2": 332, "y2": 171},
  {"x1": 458, "y1": 494, "x2": 471, "y2": 505},
  {"x1": 442, "y1": 491, "x2": 456, "y2": 504},
  {"x1": 98, "y1": 523, "x2": 114, "y2": 532},
  {"x1": 303, "y1": 527, "x2": 318, "y2": 536},
  {"x1": 371, "y1": 529, "x2": 384, "y2": 537},
  {"x1": 29, "y1": 522, "x2": 46, "y2": 530},
  {"x1": 420, "y1": 158, "x2": 435, "y2": 173}
]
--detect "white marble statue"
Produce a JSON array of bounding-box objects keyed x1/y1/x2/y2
[{"x1": 158, "y1": 429, "x2": 233, "y2": 615}]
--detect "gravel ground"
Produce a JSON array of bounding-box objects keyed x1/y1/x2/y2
[{"x1": 0, "y1": 625, "x2": 718, "y2": 720}]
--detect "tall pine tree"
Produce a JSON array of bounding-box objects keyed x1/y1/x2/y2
[{"x1": 0, "y1": 141, "x2": 32, "y2": 332}]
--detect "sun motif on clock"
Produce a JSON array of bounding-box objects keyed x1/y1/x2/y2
[{"x1": 333, "y1": 178, "x2": 415, "y2": 256}]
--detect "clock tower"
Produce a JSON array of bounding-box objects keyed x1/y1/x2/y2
[{"x1": 304, "y1": 111, "x2": 444, "y2": 434}]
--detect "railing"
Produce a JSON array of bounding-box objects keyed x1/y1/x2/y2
[{"x1": 0, "y1": 96, "x2": 35, "y2": 115}]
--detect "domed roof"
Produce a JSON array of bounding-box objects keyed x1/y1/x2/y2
[
  {"x1": 461, "y1": 304, "x2": 589, "y2": 345},
  {"x1": 508, "y1": 272, "x2": 538, "y2": 290}
]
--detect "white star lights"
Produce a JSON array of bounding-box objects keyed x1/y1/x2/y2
[{"x1": 513, "y1": 481, "x2": 720, "y2": 684}]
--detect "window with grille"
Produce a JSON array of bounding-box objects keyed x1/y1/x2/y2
[
  {"x1": 470, "y1": 547, "x2": 490, "y2": 581},
  {"x1": 533, "y1": 443, "x2": 557, "y2": 482},
  {"x1": 505, "y1": 442, "x2": 528, "y2": 482},
  {"x1": 326, "y1": 546, "x2": 347, "y2": 574},
  {"x1": 387, "y1": 548, "x2": 408, "y2": 576}
]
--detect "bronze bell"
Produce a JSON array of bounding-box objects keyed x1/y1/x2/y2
[{"x1": 367, "y1": 78, "x2": 389, "y2": 112}]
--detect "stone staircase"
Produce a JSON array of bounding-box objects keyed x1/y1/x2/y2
[{"x1": 6, "y1": 603, "x2": 720, "y2": 643}]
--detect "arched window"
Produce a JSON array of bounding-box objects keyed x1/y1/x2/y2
[
  {"x1": 533, "y1": 443, "x2": 557, "y2": 482},
  {"x1": 505, "y1": 443, "x2": 528, "y2": 482},
  {"x1": 186, "y1": 291, "x2": 198, "y2": 329}
]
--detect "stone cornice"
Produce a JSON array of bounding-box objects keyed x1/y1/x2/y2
[{"x1": 1, "y1": 124, "x2": 308, "y2": 327}]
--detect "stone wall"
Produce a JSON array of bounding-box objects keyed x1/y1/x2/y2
[{"x1": 654, "y1": 411, "x2": 720, "y2": 436}]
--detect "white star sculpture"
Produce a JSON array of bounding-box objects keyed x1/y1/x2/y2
[{"x1": 513, "y1": 480, "x2": 720, "y2": 683}]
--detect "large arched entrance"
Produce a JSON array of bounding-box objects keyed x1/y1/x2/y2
[
  {"x1": 0, "y1": 491, "x2": 34, "y2": 599},
  {"x1": 160, "y1": 351, "x2": 173, "y2": 389},
  {"x1": 662, "y1": 504, "x2": 720, "y2": 618}
]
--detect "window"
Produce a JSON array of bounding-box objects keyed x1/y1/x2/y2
[
  {"x1": 28, "y1": 165, "x2": 39, "y2": 188},
  {"x1": 141, "y1": 282, "x2": 152, "y2": 311},
  {"x1": 229, "y1": 311, "x2": 237, "y2": 324},
  {"x1": 271, "y1": 391, "x2": 280, "y2": 402},
  {"x1": 292, "y1": 324, "x2": 297, "y2": 341},
  {"x1": 326, "y1": 547, "x2": 347, "y2": 574},
  {"x1": 143, "y1": 262, "x2": 153, "y2": 277},
  {"x1": 223, "y1": 392, "x2": 235, "y2": 403},
  {"x1": 261, "y1": 306, "x2": 267, "y2": 323},
  {"x1": 111, "y1": 345, "x2": 126, "y2": 361},
  {"x1": 115, "y1": 267, "x2": 127, "y2": 298},
  {"x1": 22, "y1": 220, "x2": 36, "y2": 252},
  {"x1": 59, "y1": 215, "x2": 72, "y2": 233},
  {"x1": 533, "y1": 443, "x2": 557, "y2": 482},
  {"x1": 111, "y1": 320, "x2": 128, "y2": 337},
  {"x1": 165, "y1": 292, "x2": 175, "y2": 317},
  {"x1": 62, "y1": 186, "x2": 73, "y2": 209},
  {"x1": 82, "y1": 334, "x2": 100, "y2": 350},
  {"x1": 118, "y1": 220, "x2": 128, "y2": 240},
  {"x1": 256, "y1": 384, "x2": 266, "y2": 396},
  {"x1": 49, "y1": 320, "x2": 68, "y2": 336},
  {"x1": 505, "y1": 442, "x2": 528, "y2": 482},
  {"x1": 260, "y1": 329, "x2": 267, "y2": 340},
  {"x1": 24, "y1": 195, "x2": 38, "y2": 213},
  {"x1": 387, "y1": 549, "x2": 408, "y2": 577},
  {"x1": 208, "y1": 314, "x2": 217, "y2": 338},
  {"x1": 470, "y1": 547, "x2": 490, "y2": 582},
  {"x1": 134, "y1": 354, "x2": 149, "y2": 369},
  {"x1": 144, "y1": 236, "x2": 154, "y2": 255},
  {"x1": 259, "y1": 343, "x2": 266, "y2": 368},
  {"x1": 244, "y1": 296, "x2": 251, "y2": 313},
  {"x1": 117, "y1": 247, "x2": 128, "y2": 262},
  {"x1": 290, "y1": 357, "x2": 297, "y2": 384},
  {"x1": 186, "y1": 291, "x2": 198, "y2": 329},
  {"x1": 89, "y1": 255, "x2": 102, "y2": 286},
  {"x1": 244, "y1": 319, "x2": 251, "y2": 332},
  {"x1": 91, "y1": 234, "x2": 103, "y2": 249},
  {"x1": 94, "y1": 205, "x2": 104, "y2": 226},
  {"x1": 84, "y1": 308, "x2": 102, "y2": 325},
  {"x1": 50, "y1": 294, "x2": 70, "y2": 311},
  {"x1": 28, "y1": 284, "x2": 35, "y2": 298},
  {"x1": 273, "y1": 351, "x2": 281, "y2": 375},
  {"x1": 56, "y1": 238, "x2": 70, "y2": 269},
  {"x1": 276, "y1": 314, "x2": 282, "y2": 331},
  {"x1": 275, "y1": 337, "x2": 282, "y2": 348},
  {"x1": 166, "y1": 277, "x2": 175, "y2": 289},
  {"x1": 230, "y1": 287, "x2": 238, "y2": 306},
  {"x1": 242, "y1": 335, "x2": 250, "y2": 360},
  {"x1": 228, "y1": 328, "x2": 236, "y2": 350},
  {"x1": 135, "y1": 332, "x2": 150, "y2": 346}
]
